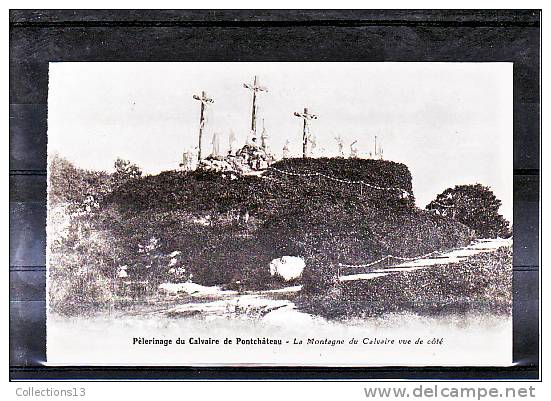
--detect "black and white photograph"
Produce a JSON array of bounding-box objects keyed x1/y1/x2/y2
[{"x1": 44, "y1": 61, "x2": 513, "y2": 366}]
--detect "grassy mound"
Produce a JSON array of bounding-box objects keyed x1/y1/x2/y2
[
  {"x1": 297, "y1": 246, "x2": 512, "y2": 318},
  {"x1": 269, "y1": 157, "x2": 413, "y2": 196},
  {"x1": 48, "y1": 156, "x2": 474, "y2": 314},
  {"x1": 104, "y1": 157, "x2": 471, "y2": 291}
]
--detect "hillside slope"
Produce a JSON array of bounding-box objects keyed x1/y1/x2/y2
[{"x1": 105, "y1": 158, "x2": 473, "y2": 290}]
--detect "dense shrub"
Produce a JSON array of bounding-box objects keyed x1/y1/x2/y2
[
  {"x1": 297, "y1": 246, "x2": 512, "y2": 318},
  {"x1": 48, "y1": 153, "x2": 112, "y2": 214},
  {"x1": 270, "y1": 157, "x2": 414, "y2": 197},
  {"x1": 104, "y1": 158, "x2": 471, "y2": 292},
  {"x1": 426, "y1": 184, "x2": 511, "y2": 239},
  {"x1": 48, "y1": 211, "x2": 121, "y2": 315}
]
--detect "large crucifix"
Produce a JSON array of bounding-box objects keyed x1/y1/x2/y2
[
  {"x1": 192, "y1": 91, "x2": 214, "y2": 161},
  {"x1": 294, "y1": 107, "x2": 318, "y2": 158},
  {"x1": 243, "y1": 76, "x2": 268, "y2": 140}
]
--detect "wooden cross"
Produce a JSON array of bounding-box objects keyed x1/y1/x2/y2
[
  {"x1": 243, "y1": 76, "x2": 268, "y2": 139},
  {"x1": 193, "y1": 91, "x2": 214, "y2": 161},
  {"x1": 294, "y1": 107, "x2": 318, "y2": 158}
]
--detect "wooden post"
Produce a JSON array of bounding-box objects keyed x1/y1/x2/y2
[
  {"x1": 251, "y1": 77, "x2": 257, "y2": 134},
  {"x1": 244, "y1": 76, "x2": 268, "y2": 140},
  {"x1": 198, "y1": 93, "x2": 206, "y2": 160},
  {"x1": 302, "y1": 107, "x2": 308, "y2": 157},
  {"x1": 193, "y1": 91, "x2": 214, "y2": 161}
]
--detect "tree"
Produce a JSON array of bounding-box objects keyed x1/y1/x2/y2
[
  {"x1": 112, "y1": 158, "x2": 142, "y2": 187},
  {"x1": 49, "y1": 153, "x2": 111, "y2": 215},
  {"x1": 426, "y1": 184, "x2": 511, "y2": 238}
]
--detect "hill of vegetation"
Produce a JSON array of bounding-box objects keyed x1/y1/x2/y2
[{"x1": 48, "y1": 155, "x2": 474, "y2": 314}]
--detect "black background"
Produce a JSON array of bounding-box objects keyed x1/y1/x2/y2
[{"x1": 9, "y1": 9, "x2": 540, "y2": 380}]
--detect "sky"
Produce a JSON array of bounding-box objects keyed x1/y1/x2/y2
[{"x1": 48, "y1": 62, "x2": 512, "y2": 220}]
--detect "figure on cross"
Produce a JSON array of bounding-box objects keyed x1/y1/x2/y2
[
  {"x1": 294, "y1": 107, "x2": 318, "y2": 158},
  {"x1": 243, "y1": 75, "x2": 268, "y2": 141},
  {"x1": 192, "y1": 91, "x2": 214, "y2": 161}
]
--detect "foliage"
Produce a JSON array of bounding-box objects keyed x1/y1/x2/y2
[
  {"x1": 49, "y1": 156, "x2": 475, "y2": 315},
  {"x1": 297, "y1": 246, "x2": 512, "y2": 318},
  {"x1": 48, "y1": 209, "x2": 123, "y2": 315},
  {"x1": 426, "y1": 184, "x2": 511, "y2": 238},
  {"x1": 112, "y1": 158, "x2": 142, "y2": 188},
  {"x1": 270, "y1": 157, "x2": 414, "y2": 203},
  {"x1": 105, "y1": 158, "x2": 471, "y2": 292},
  {"x1": 48, "y1": 156, "x2": 139, "y2": 314},
  {"x1": 48, "y1": 154, "x2": 111, "y2": 215}
]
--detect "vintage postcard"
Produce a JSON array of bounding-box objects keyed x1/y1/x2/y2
[{"x1": 46, "y1": 62, "x2": 512, "y2": 366}]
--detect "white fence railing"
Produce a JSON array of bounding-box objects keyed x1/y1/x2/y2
[
  {"x1": 336, "y1": 250, "x2": 441, "y2": 278},
  {"x1": 266, "y1": 166, "x2": 413, "y2": 198}
]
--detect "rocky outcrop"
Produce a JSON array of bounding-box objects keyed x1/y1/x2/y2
[{"x1": 198, "y1": 144, "x2": 275, "y2": 174}]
